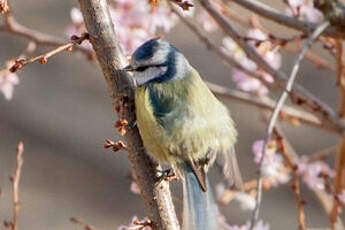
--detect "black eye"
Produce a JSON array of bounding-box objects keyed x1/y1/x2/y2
[{"x1": 135, "y1": 66, "x2": 149, "y2": 72}]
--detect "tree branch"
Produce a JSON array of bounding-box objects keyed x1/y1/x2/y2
[
  {"x1": 170, "y1": 4, "x2": 274, "y2": 89},
  {"x1": 248, "y1": 21, "x2": 330, "y2": 229},
  {"x1": 1, "y1": 13, "x2": 91, "y2": 56},
  {"x1": 276, "y1": 126, "x2": 345, "y2": 230},
  {"x1": 206, "y1": 82, "x2": 339, "y2": 133},
  {"x1": 229, "y1": 0, "x2": 345, "y2": 39},
  {"x1": 70, "y1": 217, "x2": 99, "y2": 230},
  {"x1": 174, "y1": 1, "x2": 345, "y2": 137},
  {"x1": 8, "y1": 34, "x2": 89, "y2": 73},
  {"x1": 77, "y1": 0, "x2": 180, "y2": 229},
  {"x1": 216, "y1": 4, "x2": 336, "y2": 72},
  {"x1": 307, "y1": 145, "x2": 337, "y2": 162},
  {"x1": 198, "y1": 0, "x2": 345, "y2": 139},
  {"x1": 330, "y1": 38, "x2": 345, "y2": 229},
  {"x1": 275, "y1": 130, "x2": 306, "y2": 230},
  {"x1": 3, "y1": 142, "x2": 24, "y2": 230}
]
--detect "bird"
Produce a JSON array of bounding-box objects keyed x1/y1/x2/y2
[{"x1": 123, "y1": 38, "x2": 242, "y2": 230}]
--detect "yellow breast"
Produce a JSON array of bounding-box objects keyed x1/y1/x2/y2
[
  {"x1": 134, "y1": 68, "x2": 237, "y2": 165},
  {"x1": 135, "y1": 86, "x2": 175, "y2": 163}
]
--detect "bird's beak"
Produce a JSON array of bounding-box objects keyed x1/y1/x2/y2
[{"x1": 123, "y1": 65, "x2": 136, "y2": 72}]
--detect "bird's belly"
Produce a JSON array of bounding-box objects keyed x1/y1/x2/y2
[{"x1": 134, "y1": 86, "x2": 236, "y2": 164}]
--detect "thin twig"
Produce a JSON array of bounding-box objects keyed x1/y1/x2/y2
[
  {"x1": 314, "y1": 189, "x2": 344, "y2": 229},
  {"x1": 4, "y1": 142, "x2": 24, "y2": 230},
  {"x1": 330, "y1": 38, "x2": 345, "y2": 229},
  {"x1": 199, "y1": 0, "x2": 291, "y2": 90},
  {"x1": 169, "y1": 0, "x2": 193, "y2": 10},
  {"x1": 285, "y1": 44, "x2": 336, "y2": 72},
  {"x1": 170, "y1": 4, "x2": 274, "y2": 89},
  {"x1": 218, "y1": 178, "x2": 279, "y2": 205},
  {"x1": 206, "y1": 81, "x2": 340, "y2": 133},
  {"x1": 77, "y1": 0, "x2": 180, "y2": 229},
  {"x1": 218, "y1": 6, "x2": 336, "y2": 72},
  {"x1": 275, "y1": 129, "x2": 306, "y2": 230},
  {"x1": 274, "y1": 126, "x2": 345, "y2": 229},
  {"x1": 0, "y1": 0, "x2": 10, "y2": 14},
  {"x1": 198, "y1": 0, "x2": 345, "y2": 139},
  {"x1": 220, "y1": 0, "x2": 252, "y2": 28},
  {"x1": 0, "y1": 41, "x2": 36, "y2": 79},
  {"x1": 228, "y1": 0, "x2": 345, "y2": 39},
  {"x1": 104, "y1": 139, "x2": 128, "y2": 152},
  {"x1": 21, "y1": 41, "x2": 37, "y2": 58},
  {"x1": 1, "y1": 13, "x2": 92, "y2": 56},
  {"x1": 70, "y1": 217, "x2": 99, "y2": 230},
  {"x1": 8, "y1": 33, "x2": 89, "y2": 73},
  {"x1": 12, "y1": 141, "x2": 24, "y2": 230},
  {"x1": 249, "y1": 21, "x2": 330, "y2": 229},
  {"x1": 307, "y1": 145, "x2": 338, "y2": 162},
  {"x1": 218, "y1": 144, "x2": 336, "y2": 207}
]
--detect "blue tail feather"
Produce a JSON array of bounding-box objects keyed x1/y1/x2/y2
[{"x1": 182, "y1": 164, "x2": 218, "y2": 230}]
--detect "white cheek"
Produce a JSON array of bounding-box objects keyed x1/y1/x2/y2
[{"x1": 134, "y1": 66, "x2": 167, "y2": 85}]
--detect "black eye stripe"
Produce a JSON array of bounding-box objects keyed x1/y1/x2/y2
[
  {"x1": 136, "y1": 66, "x2": 149, "y2": 72},
  {"x1": 135, "y1": 63, "x2": 167, "y2": 72}
]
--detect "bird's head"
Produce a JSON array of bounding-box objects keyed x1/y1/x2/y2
[{"x1": 124, "y1": 38, "x2": 191, "y2": 86}]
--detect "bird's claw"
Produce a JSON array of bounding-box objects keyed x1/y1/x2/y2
[
  {"x1": 156, "y1": 169, "x2": 178, "y2": 183},
  {"x1": 128, "y1": 120, "x2": 138, "y2": 129}
]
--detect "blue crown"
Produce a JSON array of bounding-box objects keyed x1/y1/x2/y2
[{"x1": 132, "y1": 38, "x2": 160, "y2": 61}]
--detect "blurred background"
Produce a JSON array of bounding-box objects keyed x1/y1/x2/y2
[{"x1": 0, "y1": 0, "x2": 343, "y2": 229}]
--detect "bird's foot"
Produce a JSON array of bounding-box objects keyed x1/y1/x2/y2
[
  {"x1": 156, "y1": 168, "x2": 178, "y2": 183},
  {"x1": 128, "y1": 120, "x2": 137, "y2": 129}
]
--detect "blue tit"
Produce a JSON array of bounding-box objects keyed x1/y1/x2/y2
[{"x1": 124, "y1": 38, "x2": 242, "y2": 230}]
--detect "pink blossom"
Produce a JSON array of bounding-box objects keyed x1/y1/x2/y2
[
  {"x1": 246, "y1": 29, "x2": 281, "y2": 70},
  {"x1": 222, "y1": 28, "x2": 280, "y2": 96},
  {"x1": 252, "y1": 140, "x2": 278, "y2": 164},
  {"x1": 285, "y1": 0, "x2": 323, "y2": 23},
  {"x1": 218, "y1": 213, "x2": 270, "y2": 230},
  {"x1": 148, "y1": 6, "x2": 177, "y2": 34},
  {"x1": 297, "y1": 157, "x2": 334, "y2": 190},
  {"x1": 222, "y1": 37, "x2": 268, "y2": 96},
  {"x1": 70, "y1": 7, "x2": 84, "y2": 24},
  {"x1": 252, "y1": 140, "x2": 290, "y2": 186},
  {"x1": 114, "y1": 0, "x2": 137, "y2": 10},
  {"x1": 130, "y1": 181, "x2": 141, "y2": 195},
  {"x1": 252, "y1": 221, "x2": 270, "y2": 230},
  {"x1": 0, "y1": 68, "x2": 19, "y2": 100},
  {"x1": 338, "y1": 191, "x2": 345, "y2": 205},
  {"x1": 247, "y1": 28, "x2": 267, "y2": 42},
  {"x1": 118, "y1": 216, "x2": 152, "y2": 230},
  {"x1": 115, "y1": 24, "x2": 150, "y2": 55},
  {"x1": 252, "y1": 140, "x2": 265, "y2": 163},
  {"x1": 66, "y1": 1, "x2": 179, "y2": 55},
  {"x1": 215, "y1": 182, "x2": 226, "y2": 200},
  {"x1": 226, "y1": 225, "x2": 248, "y2": 230},
  {"x1": 232, "y1": 70, "x2": 269, "y2": 96},
  {"x1": 225, "y1": 220, "x2": 270, "y2": 230},
  {"x1": 65, "y1": 8, "x2": 93, "y2": 51},
  {"x1": 222, "y1": 37, "x2": 257, "y2": 71},
  {"x1": 172, "y1": 3, "x2": 195, "y2": 17},
  {"x1": 196, "y1": 9, "x2": 217, "y2": 32},
  {"x1": 111, "y1": 0, "x2": 178, "y2": 54},
  {"x1": 113, "y1": 1, "x2": 150, "y2": 29},
  {"x1": 66, "y1": 8, "x2": 85, "y2": 36},
  {"x1": 234, "y1": 192, "x2": 256, "y2": 211}
]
